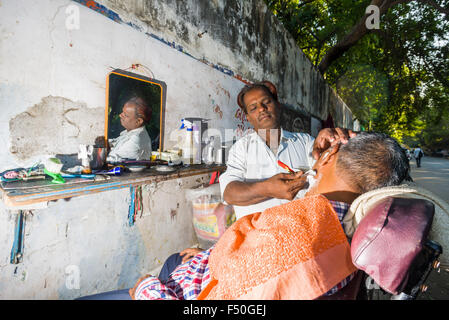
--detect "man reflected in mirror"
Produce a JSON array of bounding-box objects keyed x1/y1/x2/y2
[{"x1": 106, "y1": 96, "x2": 153, "y2": 163}]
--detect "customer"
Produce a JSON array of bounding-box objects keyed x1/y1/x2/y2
[{"x1": 129, "y1": 132, "x2": 410, "y2": 300}]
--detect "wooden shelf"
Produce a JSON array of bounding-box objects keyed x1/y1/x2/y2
[{"x1": 0, "y1": 164, "x2": 226, "y2": 207}]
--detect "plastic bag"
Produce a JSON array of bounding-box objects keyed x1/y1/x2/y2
[{"x1": 185, "y1": 183, "x2": 235, "y2": 247}]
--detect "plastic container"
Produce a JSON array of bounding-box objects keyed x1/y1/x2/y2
[
  {"x1": 192, "y1": 123, "x2": 201, "y2": 164},
  {"x1": 202, "y1": 136, "x2": 215, "y2": 165},
  {"x1": 185, "y1": 183, "x2": 236, "y2": 248},
  {"x1": 170, "y1": 119, "x2": 186, "y2": 151},
  {"x1": 181, "y1": 119, "x2": 194, "y2": 165}
]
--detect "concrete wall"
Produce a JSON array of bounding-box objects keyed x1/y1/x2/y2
[
  {"x1": 0, "y1": 178, "x2": 207, "y2": 299},
  {"x1": 94, "y1": 0, "x2": 353, "y2": 129},
  {"x1": 0, "y1": 0, "x2": 352, "y2": 299}
]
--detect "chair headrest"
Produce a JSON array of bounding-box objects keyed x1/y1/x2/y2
[{"x1": 351, "y1": 197, "x2": 435, "y2": 294}]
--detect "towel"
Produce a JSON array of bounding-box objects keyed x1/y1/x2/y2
[
  {"x1": 342, "y1": 183, "x2": 449, "y2": 266},
  {"x1": 198, "y1": 194, "x2": 357, "y2": 300}
]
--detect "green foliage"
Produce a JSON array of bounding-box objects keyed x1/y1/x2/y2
[{"x1": 265, "y1": 0, "x2": 449, "y2": 151}]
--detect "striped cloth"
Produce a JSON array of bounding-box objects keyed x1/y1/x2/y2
[
  {"x1": 133, "y1": 200, "x2": 355, "y2": 300},
  {"x1": 133, "y1": 248, "x2": 212, "y2": 300},
  {"x1": 323, "y1": 200, "x2": 355, "y2": 296}
]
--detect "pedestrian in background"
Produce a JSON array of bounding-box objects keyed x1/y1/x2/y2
[{"x1": 414, "y1": 146, "x2": 424, "y2": 168}]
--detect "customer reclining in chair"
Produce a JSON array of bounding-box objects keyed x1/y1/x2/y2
[{"x1": 80, "y1": 132, "x2": 410, "y2": 300}]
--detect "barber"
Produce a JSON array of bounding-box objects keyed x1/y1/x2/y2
[
  {"x1": 219, "y1": 80, "x2": 356, "y2": 220},
  {"x1": 180, "y1": 80, "x2": 356, "y2": 263}
]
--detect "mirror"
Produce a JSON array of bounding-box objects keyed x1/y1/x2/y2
[{"x1": 105, "y1": 69, "x2": 166, "y2": 161}]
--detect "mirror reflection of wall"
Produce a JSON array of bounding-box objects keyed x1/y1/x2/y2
[{"x1": 106, "y1": 70, "x2": 166, "y2": 161}]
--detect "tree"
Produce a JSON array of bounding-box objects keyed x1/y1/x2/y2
[
  {"x1": 317, "y1": 0, "x2": 449, "y2": 74},
  {"x1": 265, "y1": 0, "x2": 449, "y2": 149}
]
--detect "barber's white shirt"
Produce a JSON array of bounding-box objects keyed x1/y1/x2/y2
[
  {"x1": 107, "y1": 126, "x2": 152, "y2": 162},
  {"x1": 219, "y1": 129, "x2": 316, "y2": 220}
]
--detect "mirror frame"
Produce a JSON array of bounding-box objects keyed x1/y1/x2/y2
[{"x1": 105, "y1": 69, "x2": 167, "y2": 153}]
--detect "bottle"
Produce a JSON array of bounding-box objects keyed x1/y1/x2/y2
[
  {"x1": 192, "y1": 122, "x2": 201, "y2": 164},
  {"x1": 78, "y1": 144, "x2": 92, "y2": 174},
  {"x1": 181, "y1": 119, "x2": 194, "y2": 165},
  {"x1": 170, "y1": 119, "x2": 185, "y2": 152},
  {"x1": 203, "y1": 136, "x2": 215, "y2": 165},
  {"x1": 178, "y1": 119, "x2": 186, "y2": 145},
  {"x1": 81, "y1": 157, "x2": 92, "y2": 174}
]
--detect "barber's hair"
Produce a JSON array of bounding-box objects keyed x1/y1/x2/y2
[
  {"x1": 127, "y1": 96, "x2": 152, "y2": 124},
  {"x1": 237, "y1": 80, "x2": 278, "y2": 114},
  {"x1": 337, "y1": 132, "x2": 410, "y2": 193}
]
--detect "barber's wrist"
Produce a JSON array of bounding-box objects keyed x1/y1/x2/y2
[{"x1": 255, "y1": 180, "x2": 271, "y2": 199}]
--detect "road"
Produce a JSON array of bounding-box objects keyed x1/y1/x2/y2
[
  {"x1": 409, "y1": 156, "x2": 449, "y2": 300},
  {"x1": 410, "y1": 156, "x2": 449, "y2": 200}
]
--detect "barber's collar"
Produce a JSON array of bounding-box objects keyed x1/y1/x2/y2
[
  {"x1": 121, "y1": 126, "x2": 145, "y2": 135},
  {"x1": 252, "y1": 128, "x2": 297, "y2": 144},
  {"x1": 280, "y1": 128, "x2": 297, "y2": 142}
]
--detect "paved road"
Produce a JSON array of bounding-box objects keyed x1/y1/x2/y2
[
  {"x1": 409, "y1": 156, "x2": 449, "y2": 300},
  {"x1": 410, "y1": 156, "x2": 449, "y2": 200}
]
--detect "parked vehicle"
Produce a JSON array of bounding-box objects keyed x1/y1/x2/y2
[{"x1": 431, "y1": 149, "x2": 449, "y2": 158}]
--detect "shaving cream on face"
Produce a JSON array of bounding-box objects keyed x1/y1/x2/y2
[{"x1": 294, "y1": 172, "x2": 319, "y2": 199}]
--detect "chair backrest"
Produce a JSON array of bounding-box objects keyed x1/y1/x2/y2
[{"x1": 350, "y1": 197, "x2": 435, "y2": 295}]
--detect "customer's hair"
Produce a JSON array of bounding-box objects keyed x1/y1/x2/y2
[
  {"x1": 127, "y1": 96, "x2": 152, "y2": 124},
  {"x1": 237, "y1": 80, "x2": 278, "y2": 114},
  {"x1": 337, "y1": 132, "x2": 410, "y2": 193}
]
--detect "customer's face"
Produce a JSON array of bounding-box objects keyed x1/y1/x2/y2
[
  {"x1": 243, "y1": 87, "x2": 281, "y2": 131},
  {"x1": 120, "y1": 102, "x2": 143, "y2": 131},
  {"x1": 305, "y1": 144, "x2": 341, "y2": 197}
]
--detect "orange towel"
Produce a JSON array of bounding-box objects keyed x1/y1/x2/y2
[{"x1": 198, "y1": 195, "x2": 357, "y2": 300}]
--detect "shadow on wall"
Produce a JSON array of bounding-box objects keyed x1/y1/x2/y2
[{"x1": 281, "y1": 104, "x2": 311, "y2": 134}]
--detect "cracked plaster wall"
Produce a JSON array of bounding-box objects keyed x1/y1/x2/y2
[{"x1": 9, "y1": 96, "x2": 104, "y2": 161}]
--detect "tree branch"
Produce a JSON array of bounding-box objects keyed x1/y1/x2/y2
[
  {"x1": 416, "y1": 0, "x2": 449, "y2": 17},
  {"x1": 317, "y1": 0, "x2": 412, "y2": 74},
  {"x1": 298, "y1": 0, "x2": 317, "y2": 8}
]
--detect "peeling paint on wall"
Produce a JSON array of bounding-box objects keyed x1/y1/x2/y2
[
  {"x1": 77, "y1": 0, "x2": 352, "y2": 127},
  {"x1": 72, "y1": 0, "x2": 243, "y2": 82},
  {"x1": 9, "y1": 96, "x2": 104, "y2": 161},
  {"x1": 213, "y1": 105, "x2": 223, "y2": 119},
  {"x1": 73, "y1": 0, "x2": 121, "y2": 23},
  {"x1": 170, "y1": 209, "x2": 177, "y2": 220}
]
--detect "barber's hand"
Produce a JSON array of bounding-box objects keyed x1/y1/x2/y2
[
  {"x1": 264, "y1": 172, "x2": 308, "y2": 200},
  {"x1": 180, "y1": 247, "x2": 204, "y2": 264},
  {"x1": 312, "y1": 128, "x2": 357, "y2": 160}
]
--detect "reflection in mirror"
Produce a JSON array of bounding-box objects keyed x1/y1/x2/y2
[{"x1": 105, "y1": 69, "x2": 166, "y2": 163}]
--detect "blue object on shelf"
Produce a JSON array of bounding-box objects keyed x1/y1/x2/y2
[
  {"x1": 93, "y1": 167, "x2": 123, "y2": 176},
  {"x1": 108, "y1": 167, "x2": 123, "y2": 175},
  {"x1": 61, "y1": 173, "x2": 96, "y2": 179}
]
